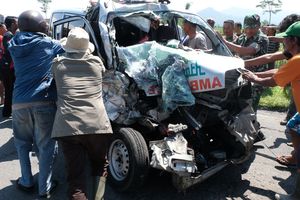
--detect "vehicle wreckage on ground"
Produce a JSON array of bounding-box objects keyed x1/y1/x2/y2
[{"x1": 51, "y1": 0, "x2": 260, "y2": 192}]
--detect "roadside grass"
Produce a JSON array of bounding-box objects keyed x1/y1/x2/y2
[
  {"x1": 258, "y1": 58, "x2": 290, "y2": 111},
  {"x1": 259, "y1": 86, "x2": 290, "y2": 111},
  {"x1": 215, "y1": 27, "x2": 289, "y2": 111}
]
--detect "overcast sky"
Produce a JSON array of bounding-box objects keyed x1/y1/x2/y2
[
  {"x1": 0, "y1": 0, "x2": 298, "y2": 17},
  {"x1": 180, "y1": 0, "x2": 297, "y2": 12}
]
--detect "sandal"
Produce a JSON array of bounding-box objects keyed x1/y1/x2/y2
[{"x1": 276, "y1": 155, "x2": 297, "y2": 167}]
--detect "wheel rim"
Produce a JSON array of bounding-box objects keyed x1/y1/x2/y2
[{"x1": 109, "y1": 139, "x2": 130, "y2": 181}]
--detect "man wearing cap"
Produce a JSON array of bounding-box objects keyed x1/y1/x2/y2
[
  {"x1": 51, "y1": 27, "x2": 112, "y2": 200},
  {"x1": 245, "y1": 14, "x2": 300, "y2": 127},
  {"x1": 222, "y1": 14, "x2": 269, "y2": 113},
  {"x1": 243, "y1": 21, "x2": 300, "y2": 200},
  {"x1": 226, "y1": 14, "x2": 269, "y2": 70},
  {"x1": 8, "y1": 10, "x2": 64, "y2": 198},
  {"x1": 182, "y1": 19, "x2": 207, "y2": 50}
]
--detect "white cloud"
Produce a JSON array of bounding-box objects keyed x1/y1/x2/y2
[
  {"x1": 171, "y1": 0, "x2": 297, "y2": 12},
  {"x1": 0, "y1": 0, "x2": 89, "y2": 17}
]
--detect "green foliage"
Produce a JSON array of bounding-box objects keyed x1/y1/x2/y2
[
  {"x1": 259, "y1": 48, "x2": 290, "y2": 111},
  {"x1": 214, "y1": 26, "x2": 223, "y2": 34},
  {"x1": 37, "y1": 0, "x2": 52, "y2": 14},
  {"x1": 185, "y1": 2, "x2": 191, "y2": 10},
  {"x1": 256, "y1": 0, "x2": 282, "y2": 24},
  {"x1": 261, "y1": 20, "x2": 269, "y2": 26},
  {"x1": 259, "y1": 86, "x2": 290, "y2": 111}
]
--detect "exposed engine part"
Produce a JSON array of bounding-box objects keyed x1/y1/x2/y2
[{"x1": 150, "y1": 133, "x2": 197, "y2": 175}]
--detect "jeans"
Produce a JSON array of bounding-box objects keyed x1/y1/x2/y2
[
  {"x1": 287, "y1": 113, "x2": 300, "y2": 169},
  {"x1": 287, "y1": 112, "x2": 300, "y2": 135},
  {"x1": 12, "y1": 103, "x2": 57, "y2": 195}
]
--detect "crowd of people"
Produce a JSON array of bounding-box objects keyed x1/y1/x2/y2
[
  {"x1": 1, "y1": 10, "x2": 112, "y2": 200},
  {"x1": 0, "y1": 6, "x2": 300, "y2": 200},
  {"x1": 202, "y1": 14, "x2": 300, "y2": 200}
]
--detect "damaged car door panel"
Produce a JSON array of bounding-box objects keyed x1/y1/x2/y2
[{"x1": 51, "y1": 1, "x2": 260, "y2": 192}]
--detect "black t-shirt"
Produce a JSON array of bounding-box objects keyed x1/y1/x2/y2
[
  {"x1": 283, "y1": 50, "x2": 293, "y2": 60},
  {"x1": 2, "y1": 31, "x2": 14, "y2": 69}
]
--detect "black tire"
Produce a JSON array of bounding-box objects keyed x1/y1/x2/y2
[{"x1": 108, "y1": 127, "x2": 149, "y2": 192}]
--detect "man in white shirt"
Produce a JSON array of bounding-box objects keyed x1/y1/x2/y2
[{"x1": 182, "y1": 20, "x2": 207, "y2": 50}]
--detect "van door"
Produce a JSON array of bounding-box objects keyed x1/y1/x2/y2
[{"x1": 53, "y1": 16, "x2": 104, "y2": 62}]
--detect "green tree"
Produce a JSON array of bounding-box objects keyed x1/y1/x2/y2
[
  {"x1": 37, "y1": 0, "x2": 52, "y2": 16},
  {"x1": 256, "y1": 0, "x2": 282, "y2": 25},
  {"x1": 185, "y1": 2, "x2": 191, "y2": 10},
  {"x1": 261, "y1": 19, "x2": 269, "y2": 26}
]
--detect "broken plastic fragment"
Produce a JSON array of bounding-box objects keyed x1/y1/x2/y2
[{"x1": 150, "y1": 133, "x2": 197, "y2": 175}]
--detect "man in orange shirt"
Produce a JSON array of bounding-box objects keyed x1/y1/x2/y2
[{"x1": 243, "y1": 21, "x2": 300, "y2": 200}]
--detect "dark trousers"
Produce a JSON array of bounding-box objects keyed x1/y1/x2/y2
[
  {"x1": 59, "y1": 134, "x2": 111, "y2": 200},
  {"x1": 2, "y1": 67, "x2": 15, "y2": 117}
]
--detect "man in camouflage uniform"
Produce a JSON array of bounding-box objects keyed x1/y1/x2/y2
[{"x1": 223, "y1": 14, "x2": 269, "y2": 112}]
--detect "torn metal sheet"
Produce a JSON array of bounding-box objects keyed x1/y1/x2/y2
[
  {"x1": 147, "y1": 108, "x2": 170, "y2": 122},
  {"x1": 220, "y1": 105, "x2": 260, "y2": 163},
  {"x1": 102, "y1": 70, "x2": 141, "y2": 125}
]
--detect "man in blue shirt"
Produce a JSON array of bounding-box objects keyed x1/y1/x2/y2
[{"x1": 8, "y1": 10, "x2": 64, "y2": 199}]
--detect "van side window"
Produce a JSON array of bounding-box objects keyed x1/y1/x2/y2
[
  {"x1": 55, "y1": 24, "x2": 63, "y2": 39},
  {"x1": 52, "y1": 13, "x2": 64, "y2": 23},
  {"x1": 50, "y1": 13, "x2": 64, "y2": 34},
  {"x1": 62, "y1": 20, "x2": 86, "y2": 38}
]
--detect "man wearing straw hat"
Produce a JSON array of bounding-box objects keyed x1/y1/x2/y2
[{"x1": 51, "y1": 27, "x2": 112, "y2": 200}]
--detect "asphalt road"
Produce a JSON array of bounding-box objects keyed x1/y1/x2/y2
[{"x1": 0, "y1": 106, "x2": 297, "y2": 200}]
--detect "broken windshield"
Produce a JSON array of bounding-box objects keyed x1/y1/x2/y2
[{"x1": 107, "y1": 10, "x2": 231, "y2": 56}]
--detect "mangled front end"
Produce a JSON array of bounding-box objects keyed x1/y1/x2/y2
[{"x1": 104, "y1": 41, "x2": 260, "y2": 191}]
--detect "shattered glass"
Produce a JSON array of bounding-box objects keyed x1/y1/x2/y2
[
  {"x1": 161, "y1": 58, "x2": 195, "y2": 112},
  {"x1": 117, "y1": 41, "x2": 195, "y2": 112}
]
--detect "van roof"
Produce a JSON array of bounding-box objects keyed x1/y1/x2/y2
[{"x1": 51, "y1": 9, "x2": 86, "y2": 16}]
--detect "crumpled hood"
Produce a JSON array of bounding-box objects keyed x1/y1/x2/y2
[{"x1": 8, "y1": 32, "x2": 46, "y2": 58}]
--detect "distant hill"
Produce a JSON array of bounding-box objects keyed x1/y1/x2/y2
[
  {"x1": 197, "y1": 8, "x2": 241, "y2": 26},
  {"x1": 197, "y1": 7, "x2": 300, "y2": 26}
]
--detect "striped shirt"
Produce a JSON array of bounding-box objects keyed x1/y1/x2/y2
[
  {"x1": 267, "y1": 41, "x2": 280, "y2": 54},
  {"x1": 266, "y1": 41, "x2": 280, "y2": 69}
]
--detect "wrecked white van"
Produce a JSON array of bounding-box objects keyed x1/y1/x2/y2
[{"x1": 50, "y1": 0, "x2": 260, "y2": 192}]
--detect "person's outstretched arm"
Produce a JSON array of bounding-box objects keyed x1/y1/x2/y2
[
  {"x1": 244, "y1": 51, "x2": 286, "y2": 68},
  {"x1": 243, "y1": 70, "x2": 277, "y2": 87},
  {"x1": 224, "y1": 40, "x2": 257, "y2": 56}
]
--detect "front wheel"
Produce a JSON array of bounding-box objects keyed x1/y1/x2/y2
[{"x1": 108, "y1": 127, "x2": 149, "y2": 192}]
